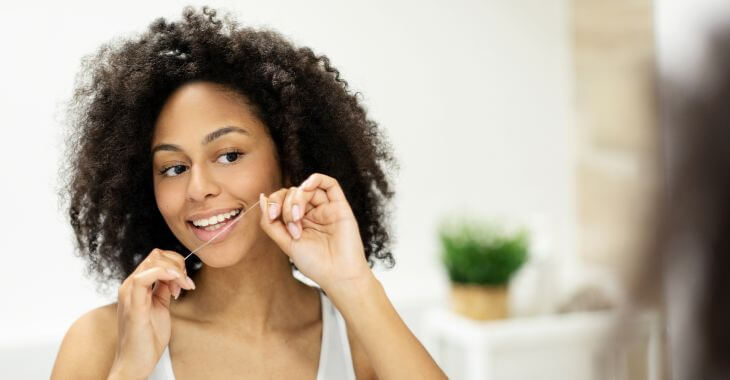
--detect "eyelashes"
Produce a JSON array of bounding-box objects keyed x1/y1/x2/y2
[
  {"x1": 216, "y1": 150, "x2": 243, "y2": 165},
  {"x1": 158, "y1": 150, "x2": 245, "y2": 178},
  {"x1": 159, "y1": 164, "x2": 187, "y2": 177}
]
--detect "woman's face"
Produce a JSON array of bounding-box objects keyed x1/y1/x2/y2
[{"x1": 151, "y1": 81, "x2": 283, "y2": 267}]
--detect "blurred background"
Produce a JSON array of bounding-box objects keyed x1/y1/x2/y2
[{"x1": 0, "y1": 0, "x2": 727, "y2": 379}]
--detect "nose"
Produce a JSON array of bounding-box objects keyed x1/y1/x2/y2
[{"x1": 186, "y1": 164, "x2": 221, "y2": 202}]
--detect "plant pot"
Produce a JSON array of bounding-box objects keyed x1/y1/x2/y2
[{"x1": 450, "y1": 283, "x2": 508, "y2": 320}]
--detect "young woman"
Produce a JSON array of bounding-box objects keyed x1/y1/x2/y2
[{"x1": 52, "y1": 6, "x2": 446, "y2": 380}]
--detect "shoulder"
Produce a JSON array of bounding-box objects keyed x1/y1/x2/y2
[{"x1": 51, "y1": 303, "x2": 119, "y2": 380}]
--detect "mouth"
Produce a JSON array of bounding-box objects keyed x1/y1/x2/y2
[{"x1": 187, "y1": 208, "x2": 243, "y2": 244}]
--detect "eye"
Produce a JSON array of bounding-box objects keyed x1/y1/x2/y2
[
  {"x1": 216, "y1": 150, "x2": 244, "y2": 164},
  {"x1": 159, "y1": 165, "x2": 188, "y2": 177}
]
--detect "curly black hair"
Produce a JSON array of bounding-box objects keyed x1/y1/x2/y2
[{"x1": 59, "y1": 6, "x2": 397, "y2": 292}]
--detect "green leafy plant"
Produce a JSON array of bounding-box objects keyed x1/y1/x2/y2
[{"x1": 439, "y1": 218, "x2": 528, "y2": 286}]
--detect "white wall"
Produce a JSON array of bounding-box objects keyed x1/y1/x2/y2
[{"x1": 0, "y1": 0, "x2": 574, "y2": 377}]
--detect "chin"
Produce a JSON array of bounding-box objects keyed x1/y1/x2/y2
[{"x1": 194, "y1": 243, "x2": 250, "y2": 268}]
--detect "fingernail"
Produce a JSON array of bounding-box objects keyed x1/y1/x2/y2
[
  {"x1": 186, "y1": 276, "x2": 196, "y2": 289},
  {"x1": 287, "y1": 222, "x2": 301, "y2": 239},
  {"x1": 292, "y1": 205, "x2": 301, "y2": 221},
  {"x1": 268, "y1": 203, "x2": 279, "y2": 220},
  {"x1": 301, "y1": 177, "x2": 312, "y2": 188},
  {"x1": 259, "y1": 193, "x2": 264, "y2": 211},
  {"x1": 166, "y1": 268, "x2": 180, "y2": 278},
  {"x1": 173, "y1": 285, "x2": 181, "y2": 300}
]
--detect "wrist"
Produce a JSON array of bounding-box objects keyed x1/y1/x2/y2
[{"x1": 324, "y1": 272, "x2": 382, "y2": 310}]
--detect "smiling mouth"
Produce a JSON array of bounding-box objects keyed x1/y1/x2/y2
[{"x1": 188, "y1": 208, "x2": 243, "y2": 231}]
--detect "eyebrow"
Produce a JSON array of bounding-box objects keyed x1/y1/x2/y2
[{"x1": 151, "y1": 126, "x2": 250, "y2": 155}]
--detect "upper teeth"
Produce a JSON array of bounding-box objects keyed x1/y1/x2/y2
[{"x1": 192, "y1": 209, "x2": 241, "y2": 227}]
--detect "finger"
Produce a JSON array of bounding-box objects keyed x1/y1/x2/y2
[
  {"x1": 151, "y1": 280, "x2": 175, "y2": 304},
  {"x1": 302, "y1": 188, "x2": 329, "y2": 212},
  {"x1": 149, "y1": 255, "x2": 194, "y2": 291},
  {"x1": 267, "y1": 187, "x2": 303, "y2": 239},
  {"x1": 130, "y1": 267, "x2": 184, "y2": 311},
  {"x1": 281, "y1": 187, "x2": 304, "y2": 239},
  {"x1": 281, "y1": 187, "x2": 298, "y2": 224},
  {"x1": 171, "y1": 283, "x2": 181, "y2": 299},
  {"x1": 265, "y1": 188, "x2": 289, "y2": 221},
  {"x1": 304, "y1": 202, "x2": 355, "y2": 225},
  {"x1": 123, "y1": 248, "x2": 183, "y2": 303},
  {"x1": 158, "y1": 250, "x2": 187, "y2": 274},
  {"x1": 155, "y1": 281, "x2": 181, "y2": 301},
  {"x1": 137, "y1": 248, "x2": 183, "y2": 274},
  {"x1": 157, "y1": 254, "x2": 192, "y2": 286},
  {"x1": 259, "y1": 193, "x2": 294, "y2": 251},
  {"x1": 287, "y1": 183, "x2": 326, "y2": 222},
  {"x1": 300, "y1": 173, "x2": 347, "y2": 203}
]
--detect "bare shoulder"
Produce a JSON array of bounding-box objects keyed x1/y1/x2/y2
[
  {"x1": 347, "y1": 326, "x2": 379, "y2": 380},
  {"x1": 51, "y1": 303, "x2": 119, "y2": 380}
]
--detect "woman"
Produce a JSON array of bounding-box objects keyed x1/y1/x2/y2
[{"x1": 52, "y1": 6, "x2": 446, "y2": 379}]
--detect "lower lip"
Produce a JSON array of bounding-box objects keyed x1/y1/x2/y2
[{"x1": 188, "y1": 213, "x2": 243, "y2": 244}]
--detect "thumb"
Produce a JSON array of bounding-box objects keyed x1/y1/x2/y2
[
  {"x1": 259, "y1": 193, "x2": 294, "y2": 255},
  {"x1": 152, "y1": 280, "x2": 173, "y2": 308}
]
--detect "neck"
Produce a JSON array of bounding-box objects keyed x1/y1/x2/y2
[{"x1": 175, "y1": 239, "x2": 319, "y2": 335}]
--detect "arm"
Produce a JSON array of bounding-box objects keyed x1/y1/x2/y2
[
  {"x1": 329, "y1": 274, "x2": 447, "y2": 380},
  {"x1": 259, "y1": 173, "x2": 447, "y2": 380},
  {"x1": 51, "y1": 305, "x2": 118, "y2": 380}
]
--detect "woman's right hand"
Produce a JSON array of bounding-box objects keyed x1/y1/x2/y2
[{"x1": 108, "y1": 248, "x2": 196, "y2": 380}]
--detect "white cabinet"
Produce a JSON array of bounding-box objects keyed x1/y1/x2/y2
[{"x1": 422, "y1": 309, "x2": 662, "y2": 380}]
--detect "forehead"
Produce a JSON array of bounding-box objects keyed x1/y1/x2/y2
[{"x1": 152, "y1": 81, "x2": 264, "y2": 143}]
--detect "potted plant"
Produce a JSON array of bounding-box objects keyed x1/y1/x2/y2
[{"x1": 439, "y1": 218, "x2": 528, "y2": 320}]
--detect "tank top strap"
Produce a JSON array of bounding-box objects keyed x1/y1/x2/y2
[
  {"x1": 317, "y1": 289, "x2": 357, "y2": 380},
  {"x1": 148, "y1": 345, "x2": 175, "y2": 380}
]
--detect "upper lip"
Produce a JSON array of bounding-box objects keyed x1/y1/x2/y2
[{"x1": 186, "y1": 207, "x2": 243, "y2": 222}]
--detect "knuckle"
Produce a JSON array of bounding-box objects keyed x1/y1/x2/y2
[
  {"x1": 130, "y1": 273, "x2": 143, "y2": 286},
  {"x1": 160, "y1": 250, "x2": 183, "y2": 265}
]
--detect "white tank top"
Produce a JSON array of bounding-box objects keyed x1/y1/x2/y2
[{"x1": 149, "y1": 289, "x2": 356, "y2": 380}]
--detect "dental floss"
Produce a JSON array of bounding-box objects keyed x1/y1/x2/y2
[{"x1": 183, "y1": 200, "x2": 263, "y2": 261}]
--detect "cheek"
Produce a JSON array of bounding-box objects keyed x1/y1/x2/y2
[
  {"x1": 226, "y1": 160, "x2": 279, "y2": 195},
  {"x1": 223, "y1": 173, "x2": 260, "y2": 201},
  {"x1": 154, "y1": 181, "x2": 186, "y2": 221}
]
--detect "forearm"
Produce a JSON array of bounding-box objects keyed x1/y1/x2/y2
[
  {"x1": 106, "y1": 358, "x2": 148, "y2": 380},
  {"x1": 327, "y1": 274, "x2": 447, "y2": 380}
]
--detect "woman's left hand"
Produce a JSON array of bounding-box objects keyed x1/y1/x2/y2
[{"x1": 258, "y1": 173, "x2": 372, "y2": 291}]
